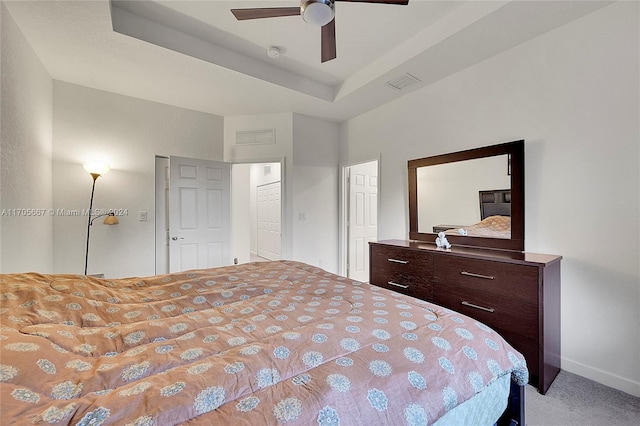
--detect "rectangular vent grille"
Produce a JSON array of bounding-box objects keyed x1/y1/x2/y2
[
  {"x1": 236, "y1": 128, "x2": 276, "y2": 145},
  {"x1": 386, "y1": 73, "x2": 421, "y2": 91}
]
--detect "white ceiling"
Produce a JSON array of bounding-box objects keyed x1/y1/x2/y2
[{"x1": 4, "y1": 0, "x2": 611, "y2": 122}]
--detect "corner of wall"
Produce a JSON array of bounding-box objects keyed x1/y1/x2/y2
[{"x1": 1, "y1": 2, "x2": 54, "y2": 273}]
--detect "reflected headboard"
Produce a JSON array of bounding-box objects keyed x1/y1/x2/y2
[{"x1": 479, "y1": 189, "x2": 511, "y2": 220}]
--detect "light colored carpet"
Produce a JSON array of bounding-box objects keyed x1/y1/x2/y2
[{"x1": 525, "y1": 371, "x2": 640, "y2": 425}]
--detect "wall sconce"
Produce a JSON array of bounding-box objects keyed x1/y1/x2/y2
[
  {"x1": 83, "y1": 162, "x2": 118, "y2": 275},
  {"x1": 102, "y1": 213, "x2": 119, "y2": 225}
]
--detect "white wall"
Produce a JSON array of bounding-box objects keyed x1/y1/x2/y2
[
  {"x1": 341, "y1": 2, "x2": 639, "y2": 396},
  {"x1": 0, "y1": 4, "x2": 53, "y2": 273},
  {"x1": 52, "y1": 82, "x2": 224, "y2": 278},
  {"x1": 225, "y1": 113, "x2": 340, "y2": 272},
  {"x1": 293, "y1": 113, "x2": 340, "y2": 273}
]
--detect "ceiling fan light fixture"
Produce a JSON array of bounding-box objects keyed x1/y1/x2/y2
[{"x1": 301, "y1": 0, "x2": 334, "y2": 27}]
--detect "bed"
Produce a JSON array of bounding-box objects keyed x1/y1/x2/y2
[
  {"x1": 443, "y1": 190, "x2": 512, "y2": 239},
  {"x1": 445, "y1": 215, "x2": 512, "y2": 239},
  {"x1": 0, "y1": 261, "x2": 528, "y2": 425}
]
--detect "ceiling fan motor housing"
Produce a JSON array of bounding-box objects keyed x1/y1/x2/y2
[{"x1": 301, "y1": 0, "x2": 335, "y2": 26}]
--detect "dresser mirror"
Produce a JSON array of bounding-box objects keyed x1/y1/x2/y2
[{"x1": 408, "y1": 140, "x2": 524, "y2": 251}]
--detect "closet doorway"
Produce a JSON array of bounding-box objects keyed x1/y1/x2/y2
[
  {"x1": 257, "y1": 181, "x2": 281, "y2": 260},
  {"x1": 231, "y1": 162, "x2": 282, "y2": 264},
  {"x1": 156, "y1": 158, "x2": 283, "y2": 274}
]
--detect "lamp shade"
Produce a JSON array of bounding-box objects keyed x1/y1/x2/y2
[
  {"x1": 83, "y1": 161, "x2": 110, "y2": 176},
  {"x1": 103, "y1": 213, "x2": 119, "y2": 225}
]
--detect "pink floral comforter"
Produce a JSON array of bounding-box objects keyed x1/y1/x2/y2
[{"x1": 0, "y1": 261, "x2": 527, "y2": 424}]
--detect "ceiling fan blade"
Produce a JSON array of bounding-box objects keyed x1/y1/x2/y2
[
  {"x1": 231, "y1": 7, "x2": 300, "y2": 21},
  {"x1": 335, "y1": 0, "x2": 409, "y2": 5},
  {"x1": 321, "y1": 19, "x2": 337, "y2": 63}
]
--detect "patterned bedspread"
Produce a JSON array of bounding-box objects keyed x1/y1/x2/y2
[
  {"x1": 0, "y1": 261, "x2": 528, "y2": 425},
  {"x1": 446, "y1": 216, "x2": 511, "y2": 239}
]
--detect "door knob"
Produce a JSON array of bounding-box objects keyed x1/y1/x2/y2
[{"x1": 171, "y1": 237, "x2": 184, "y2": 241}]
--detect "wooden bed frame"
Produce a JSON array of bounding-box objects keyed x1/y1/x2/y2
[{"x1": 498, "y1": 382, "x2": 525, "y2": 425}]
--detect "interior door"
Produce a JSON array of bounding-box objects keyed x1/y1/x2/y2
[
  {"x1": 348, "y1": 161, "x2": 378, "y2": 282},
  {"x1": 169, "y1": 156, "x2": 231, "y2": 272},
  {"x1": 257, "y1": 181, "x2": 281, "y2": 260}
]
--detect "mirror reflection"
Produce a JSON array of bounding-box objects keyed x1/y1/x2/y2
[{"x1": 416, "y1": 155, "x2": 511, "y2": 238}]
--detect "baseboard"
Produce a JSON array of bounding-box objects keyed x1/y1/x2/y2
[{"x1": 561, "y1": 356, "x2": 640, "y2": 397}]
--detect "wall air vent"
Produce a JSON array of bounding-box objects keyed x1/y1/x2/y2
[
  {"x1": 236, "y1": 128, "x2": 276, "y2": 145},
  {"x1": 386, "y1": 73, "x2": 421, "y2": 91}
]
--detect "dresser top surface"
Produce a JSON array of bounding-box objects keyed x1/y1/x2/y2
[{"x1": 372, "y1": 239, "x2": 562, "y2": 266}]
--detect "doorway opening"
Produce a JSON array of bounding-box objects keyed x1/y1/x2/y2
[
  {"x1": 231, "y1": 162, "x2": 282, "y2": 265},
  {"x1": 340, "y1": 159, "x2": 379, "y2": 282},
  {"x1": 155, "y1": 157, "x2": 284, "y2": 274},
  {"x1": 256, "y1": 181, "x2": 281, "y2": 261}
]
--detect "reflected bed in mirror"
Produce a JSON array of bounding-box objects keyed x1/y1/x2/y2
[
  {"x1": 417, "y1": 154, "x2": 511, "y2": 237},
  {"x1": 408, "y1": 140, "x2": 524, "y2": 251}
]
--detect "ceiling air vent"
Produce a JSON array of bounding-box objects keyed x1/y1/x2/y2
[
  {"x1": 386, "y1": 73, "x2": 421, "y2": 91},
  {"x1": 236, "y1": 128, "x2": 276, "y2": 145}
]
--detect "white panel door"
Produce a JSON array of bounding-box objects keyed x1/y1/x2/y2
[
  {"x1": 348, "y1": 161, "x2": 378, "y2": 282},
  {"x1": 256, "y1": 181, "x2": 281, "y2": 260},
  {"x1": 169, "y1": 156, "x2": 231, "y2": 272}
]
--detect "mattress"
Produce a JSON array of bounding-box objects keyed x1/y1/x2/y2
[{"x1": 0, "y1": 261, "x2": 528, "y2": 424}]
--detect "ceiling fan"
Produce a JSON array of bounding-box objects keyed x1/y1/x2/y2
[{"x1": 231, "y1": 0, "x2": 410, "y2": 63}]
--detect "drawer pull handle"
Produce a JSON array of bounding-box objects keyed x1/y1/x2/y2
[
  {"x1": 388, "y1": 258, "x2": 409, "y2": 264},
  {"x1": 461, "y1": 301, "x2": 495, "y2": 313},
  {"x1": 461, "y1": 271, "x2": 495, "y2": 280},
  {"x1": 388, "y1": 281, "x2": 409, "y2": 289}
]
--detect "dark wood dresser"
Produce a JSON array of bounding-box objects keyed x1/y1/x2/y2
[{"x1": 370, "y1": 239, "x2": 561, "y2": 394}]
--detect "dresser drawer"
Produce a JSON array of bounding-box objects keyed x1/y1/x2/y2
[
  {"x1": 435, "y1": 285, "x2": 538, "y2": 340},
  {"x1": 434, "y1": 256, "x2": 539, "y2": 304},
  {"x1": 371, "y1": 273, "x2": 433, "y2": 300},
  {"x1": 370, "y1": 245, "x2": 433, "y2": 299},
  {"x1": 371, "y1": 245, "x2": 434, "y2": 276}
]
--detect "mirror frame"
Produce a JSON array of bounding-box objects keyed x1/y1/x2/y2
[{"x1": 408, "y1": 140, "x2": 524, "y2": 252}]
